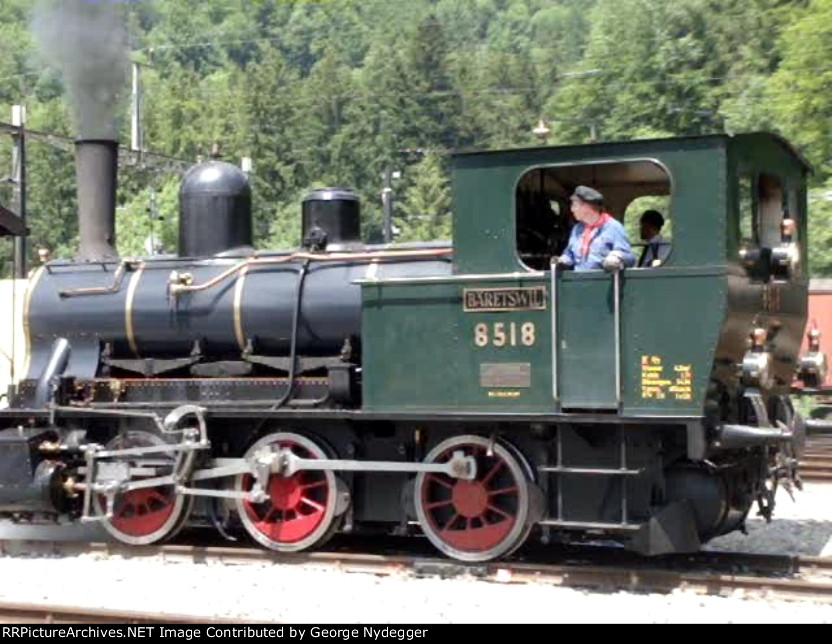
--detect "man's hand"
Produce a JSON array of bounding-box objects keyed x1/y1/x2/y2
[
  {"x1": 554, "y1": 255, "x2": 573, "y2": 270},
  {"x1": 602, "y1": 251, "x2": 624, "y2": 273}
]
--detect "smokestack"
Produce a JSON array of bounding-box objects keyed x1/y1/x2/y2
[
  {"x1": 75, "y1": 139, "x2": 118, "y2": 262},
  {"x1": 32, "y1": 0, "x2": 128, "y2": 263}
]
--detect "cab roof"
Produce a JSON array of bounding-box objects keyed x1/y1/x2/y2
[{"x1": 451, "y1": 131, "x2": 813, "y2": 174}]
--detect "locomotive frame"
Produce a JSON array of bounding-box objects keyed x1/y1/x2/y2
[{"x1": 0, "y1": 131, "x2": 822, "y2": 563}]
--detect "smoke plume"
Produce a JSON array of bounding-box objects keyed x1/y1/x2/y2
[{"x1": 32, "y1": 0, "x2": 129, "y2": 140}]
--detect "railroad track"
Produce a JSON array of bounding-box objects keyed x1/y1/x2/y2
[
  {"x1": 801, "y1": 437, "x2": 832, "y2": 482},
  {"x1": 0, "y1": 601, "x2": 228, "y2": 624},
  {"x1": 1, "y1": 539, "x2": 830, "y2": 614}
]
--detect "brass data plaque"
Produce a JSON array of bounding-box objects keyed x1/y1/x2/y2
[{"x1": 480, "y1": 363, "x2": 531, "y2": 388}]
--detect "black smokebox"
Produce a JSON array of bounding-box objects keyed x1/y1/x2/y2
[{"x1": 75, "y1": 139, "x2": 118, "y2": 262}]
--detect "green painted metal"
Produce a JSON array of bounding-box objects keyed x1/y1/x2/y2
[
  {"x1": 362, "y1": 277, "x2": 554, "y2": 412},
  {"x1": 557, "y1": 273, "x2": 617, "y2": 409},
  {"x1": 362, "y1": 268, "x2": 723, "y2": 416}
]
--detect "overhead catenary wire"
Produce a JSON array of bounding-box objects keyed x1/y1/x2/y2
[{"x1": 0, "y1": 121, "x2": 193, "y2": 176}]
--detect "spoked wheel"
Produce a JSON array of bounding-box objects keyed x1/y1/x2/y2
[
  {"x1": 94, "y1": 431, "x2": 194, "y2": 546},
  {"x1": 414, "y1": 435, "x2": 535, "y2": 562},
  {"x1": 772, "y1": 395, "x2": 806, "y2": 460},
  {"x1": 234, "y1": 432, "x2": 344, "y2": 552}
]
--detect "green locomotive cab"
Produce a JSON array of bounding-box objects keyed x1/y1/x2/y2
[{"x1": 360, "y1": 132, "x2": 811, "y2": 556}]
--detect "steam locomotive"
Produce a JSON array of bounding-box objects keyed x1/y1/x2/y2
[{"x1": 0, "y1": 131, "x2": 824, "y2": 562}]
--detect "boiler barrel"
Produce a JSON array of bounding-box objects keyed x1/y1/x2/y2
[{"x1": 24, "y1": 254, "x2": 452, "y2": 379}]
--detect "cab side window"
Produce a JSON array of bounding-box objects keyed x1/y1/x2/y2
[
  {"x1": 515, "y1": 160, "x2": 671, "y2": 271},
  {"x1": 738, "y1": 173, "x2": 755, "y2": 246},
  {"x1": 758, "y1": 173, "x2": 784, "y2": 249},
  {"x1": 736, "y1": 170, "x2": 802, "y2": 279}
]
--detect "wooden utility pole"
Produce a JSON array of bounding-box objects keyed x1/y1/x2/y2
[
  {"x1": 382, "y1": 166, "x2": 393, "y2": 243},
  {"x1": 11, "y1": 105, "x2": 26, "y2": 279}
]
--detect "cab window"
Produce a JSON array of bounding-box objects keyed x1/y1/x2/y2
[
  {"x1": 758, "y1": 173, "x2": 785, "y2": 249},
  {"x1": 623, "y1": 195, "x2": 673, "y2": 267},
  {"x1": 736, "y1": 170, "x2": 802, "y2": 278},
  {"x1": 515, "y1": 160, "x2": 672, "y2": 270},
  {"x1": 737, "y1": 172, "x2": 755, "y2": 245}
]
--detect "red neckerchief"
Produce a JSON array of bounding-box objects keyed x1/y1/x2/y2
[{"x1": 580, "y1": 212, "x2": 610, "y2": 258}]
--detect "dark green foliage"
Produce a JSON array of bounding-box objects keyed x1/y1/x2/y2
[{"x1": 2, "y1": 0, "x2": 832, "y2": 276}]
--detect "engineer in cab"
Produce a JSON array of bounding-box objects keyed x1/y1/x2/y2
[{"x1": 555, "y1": 185, "x2": 635, "y2": 272}]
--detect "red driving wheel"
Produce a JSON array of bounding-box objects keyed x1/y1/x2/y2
[
  {"x1": 95, "y1": 431, "x2": 192, "y2": 546},
  {"x1": 235, "y1": 432, "x2": 341, "y2": 552},
  {"x1": 415, "y1": 435, "x2": 533, "y2": 562}
]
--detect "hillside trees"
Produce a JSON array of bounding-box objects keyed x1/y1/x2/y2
[{"x1": 1, "y1": 0, "x2": 831, "y2": 275}]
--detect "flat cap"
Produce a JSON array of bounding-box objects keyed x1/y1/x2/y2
[{"x1": 572, "y1": 185, "x2": 603, "y2": 205}]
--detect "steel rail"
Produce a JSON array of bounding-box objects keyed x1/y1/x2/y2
[
  {"x1": 2, "y1": 541, "x2": 830, "y2": 607},
  {"x1": 800, "y1": 436, "x2": 832, "y2": 481},
  {"x1": 0, "y1": 600, "x2": 241, "y2": 624}
]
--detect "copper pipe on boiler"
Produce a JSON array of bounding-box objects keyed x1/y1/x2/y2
[
  {"x1": 59, "y1": 260, "x2": 143, "y2": 297},
  {"x1": 168, "y1": 247, "x2": 453, "y2": 297}
]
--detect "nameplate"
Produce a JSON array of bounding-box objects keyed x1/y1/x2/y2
[{"x1": 463, "y1": 286, "x2": 546, "y2": 312}]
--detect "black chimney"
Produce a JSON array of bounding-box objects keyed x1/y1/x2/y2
[{"x1": 75, "y1": 139, "x2": 118, "y2": 261}]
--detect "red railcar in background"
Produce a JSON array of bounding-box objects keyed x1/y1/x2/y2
[
  {"x1": 798, "y1": 280, "x2": 832, "y2": 419},
  {"x1": 803, "y1": 280, "x2": 832, "y2": 387}
]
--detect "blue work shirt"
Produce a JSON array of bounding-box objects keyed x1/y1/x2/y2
[{"x1": 560, "y1": 215, "x2": 636, "y2": 271}]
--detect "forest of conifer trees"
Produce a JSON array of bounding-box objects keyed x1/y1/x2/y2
[{"x1": 1, "y1": 0, "x2": 832, "y2": 274}]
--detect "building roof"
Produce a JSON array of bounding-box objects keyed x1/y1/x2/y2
[
  {"x1": 0, "y1": 204, "x2": 26, "y2": 237},
  {"x1": 810, "y1": 279, "x2": 832, "y2": 293}
]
